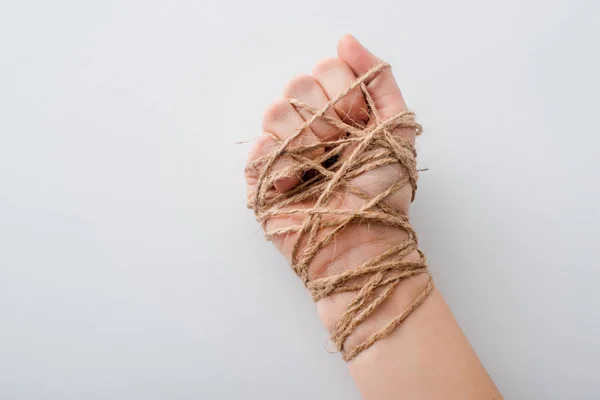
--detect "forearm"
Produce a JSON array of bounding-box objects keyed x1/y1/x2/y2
[{"x1": 317, "y1": 273, "x2": 502, "y2": 399}]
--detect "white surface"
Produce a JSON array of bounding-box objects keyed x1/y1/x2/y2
[{"x1": 1, "y1": 0, "x2": 599, "y2": 398}]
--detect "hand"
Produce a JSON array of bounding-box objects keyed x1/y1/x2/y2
[{"x1": 246, "y1": 34, "x2": 420, "y2": 278}]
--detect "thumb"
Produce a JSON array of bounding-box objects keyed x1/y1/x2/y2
[{"x1": 337, "y1": 35, "x2": 414, "y2": 139}]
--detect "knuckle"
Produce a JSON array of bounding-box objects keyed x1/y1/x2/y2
[
  {"x1": 261, "y1": 99, "x2": 292, "y2": 128},
  {"x1": 246, "y1": 134, "x2": 277, "y2": 166},
  {"x1": 283, "y1": 74, "x2": 318, "y2": 97},
  {"x1": 312, "y1": 57, "x2": 345, "y2": 76}
]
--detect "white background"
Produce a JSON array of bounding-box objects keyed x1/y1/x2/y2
[{"x1": 1, "y1": 0, "x2": 599, "y2": 398}]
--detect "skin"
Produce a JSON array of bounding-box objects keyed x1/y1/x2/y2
[{"x1": 246, "y1": 34, "x2": 503, "y2": 400}]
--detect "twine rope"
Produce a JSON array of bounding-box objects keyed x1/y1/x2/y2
[{"x1": 248, "y1": 62, "x2": 433, "y2": 361}]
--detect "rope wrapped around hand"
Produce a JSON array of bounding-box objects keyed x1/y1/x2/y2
[{"x1": 248, "y1": 62, "x2": 433, "y2": 361}]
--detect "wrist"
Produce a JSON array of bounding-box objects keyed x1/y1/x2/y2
[{"x1": 314, "y1": 249, "x2": 431, "y2": 357}]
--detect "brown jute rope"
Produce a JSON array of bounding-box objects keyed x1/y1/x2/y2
[{"x1": 247, "y1": 62, "x2": 433, "y2": 362}]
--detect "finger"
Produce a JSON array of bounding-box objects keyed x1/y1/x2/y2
[
  {"x1": 245, "y1": 133, "x2": 280, "y2": 201},
  {"x1": 262, "y1": 99, "x2": 323, "y2": 192},
  {"x1": 337, "y1": 34, "x2": 415, "y2": 141},
  {"x1": 283, "y1": 74, "x2": 344, "y2": 141},
  {"x1": 312, "y1": 58, "x2": 369, "y2": 126}
]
